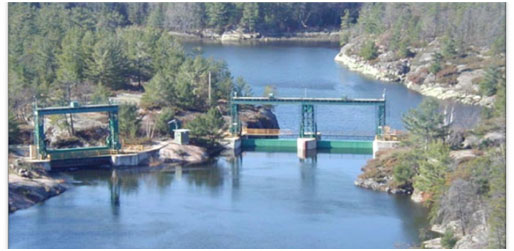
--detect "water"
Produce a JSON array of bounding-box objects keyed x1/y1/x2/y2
[
  {"x1": 185, "y1": 41, "x2": 480, "y2": 136},
  {"x1": 9, "y1": 152, "x2": 429, "y2": 248},
  {"x1": 9, "y1": 42, "x2": 478, "y2": 248}
]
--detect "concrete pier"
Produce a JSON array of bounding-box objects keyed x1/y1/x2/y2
[
  {"x1": 297, "y1": 138, "x2": 317, "y2": 151},
  {"x1": 372, "y1": 139, "x2": 400, "y2": 158}
]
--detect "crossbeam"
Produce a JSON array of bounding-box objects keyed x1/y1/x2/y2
[
  {"x1": 36, "y1": 104, "x2": 118, "y2": 115},
  {"x1": 231, "y1": 96, "x2": 385, "y2": 105}
]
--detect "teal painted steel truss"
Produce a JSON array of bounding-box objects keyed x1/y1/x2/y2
[
  {"x1": 230, "y1": 95, "x2": 386, "y2": 137},
  {"x1": 33, "y1": 102, "x2": 121, "y2": 159}
]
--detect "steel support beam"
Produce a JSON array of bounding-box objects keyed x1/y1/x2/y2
[{"x1": 300, "y1": 104, "x2": 317, "y2": 138}]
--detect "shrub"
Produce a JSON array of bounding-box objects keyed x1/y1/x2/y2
[
  {"x1": 359, "y1": 40, "x2": 378, "y2": 60},
  {"x1": 396, "y1": 39, "x2": 412, "y2": 58},
  {"x1": 479, "y1": 67, "x2": 500, "y2": 97},
  {"x1": 339, "y1": 31, "x2": 350, "y2": 47},
  {"x1": 186, "y1": 107, "x2": 225, "y2": 147},
  {"x1": 429, "y1": 53, "x2": 443, "y2": 75},
  {"x1": 393, "y1": 163, "x2": 415, "y2": 185},
  {"x1": 441, "y1": 229, "x2": 458, "y2": 248},
  {"x1": 119, "y1": 103, "x2": 141, "y2": 139},
  {"x1": 155, "y1": 107, "x2": 176, "y2": 136}
]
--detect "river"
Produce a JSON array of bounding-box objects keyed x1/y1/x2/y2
[{"x1": 9, "y1": 41, "x2": 480, "y2": 248}]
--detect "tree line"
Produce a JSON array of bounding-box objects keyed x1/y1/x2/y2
[
  {"x1": 8, "y1": 3, "x2": 246, "y2": 122},
  {"x1": 341, "y1": 3, "x2": 505, "y2": 53}
]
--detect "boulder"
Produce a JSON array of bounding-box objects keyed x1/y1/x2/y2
[{"x1": 159, "y1": 143, "x2": 209, "y2": 165}]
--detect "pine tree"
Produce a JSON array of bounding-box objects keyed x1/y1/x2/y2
[
  {"x1": 240, "y1": 3, "x2": 260, "y2": 32},
  {"x1": 206, "y1": 3, "x2": 230, "y2": 33},
  {"x1": 86, "y1": 34, "x2": 129, "y2": 90},
  {"x1": 402, "y1": 97, "x2": 451, "y2": 144},
  {"x1": 56, "y1": 28, "x2": 85, "y2": 92},
  {"x1": 127, "y1": 3, "x2": 148, "y2": 26},
  {"x1": 479, "y1": 67, "x2": 500, "y2": 97},
  {"x1": 359, "y1": 40, "x2": 378, "y2": 60},
  {"x1": 413, "y1": 141, "x2": 452, "y2": 203},
  {"x1": 146, "y1": 3, "x2": 165, "y2": 29}
]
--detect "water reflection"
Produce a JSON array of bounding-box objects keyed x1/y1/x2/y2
[
  {"x1": 109, "y1": 169, "x2": 121, "y2": 215},
  {"x1": 186, "y1": 163, "x2": 224, "y2": 190}
]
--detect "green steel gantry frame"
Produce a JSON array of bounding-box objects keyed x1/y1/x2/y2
[
  {"x1": 33, "y1": 102, "x2": 121, "y2": 159},
  {"x1": 230, "y1": 96, "x2": 386, "y2": 138}
]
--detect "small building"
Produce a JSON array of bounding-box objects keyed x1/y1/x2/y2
[{"x1": 174, "y1": 129, "x2": 190, "y2": 145}]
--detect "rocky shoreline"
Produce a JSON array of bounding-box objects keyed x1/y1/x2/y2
[
  {"x1": 8, "y1": 168, "x2": 68, "y2": 213},
  {"x1": 334, "y1": 40, "x2": 496, "y2": 107},
  {"x1": 355, "y1": 146, "x2": 498, "y2": 248},
  {"x1": 171, "y1": 29, "x2": 340, "y2": 44}
]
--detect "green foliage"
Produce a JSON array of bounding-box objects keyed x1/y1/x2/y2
[
  {"x1": 487, "y1": 158, "x2": 506, "y2": 248},
  {"x1": 8, "y1": 111, "x2": 21, "y2": 145},
  {"x1": 396, "y1": 39, "x2": 411, "y2": 58},
  {"x1": 90, "y1": 83, "x2": 111, "y2": 104},
  {"x1": 233, "y1": 77, "x2": 253, "y2": 97},
  {"x1": 493, "y1": 76, "x2": 506, "y2": 117},
  {"x1": 240, "y1": 3, "x2": 259, "y2": 32},
  {"x1": 441, "y1": 34, "x2": 457, "y2": 59},
  {"x1": 127, "y1": 3, "x2": 148, "y2": 26},
  {"x1": 140, "y1": 72, "x2": 175, "y2": 109},
  {"x1": 479, "y1": 67, "x2": 500, "y2": 97},
  {"x1": 146, "y1": 3, "x2": 165, "y2": 29},
  {"x1": 392, "y1": 150, "x2": 421, "y2": 185},
  {"x1": 121, "y1": 27, "x2": 153, "y2": 87},
  {"x1": 206, "y1": 3, "x2": 232, "y2": 33},
  {"x1": 429, "y1": 53, "x2": 443, "y2": 74},
  {"x1": 441, "y1": 229, "x2": 457, "y2": 248},
  {"x1": 358, "y1": 3, "x2": 384, "y2": 34},
  {"x1": 86, "y1": 33, "x2": 129, "y2": 90},
  {"x1": 359, "y1": 40, "x2": 378, "y2": 60},
  {"x1": 155, "y1": 108, "x2": 176, "y2": 136},
  {"x1": 339, "y1": 31, "x2": 350, "y2": 47},
  {"x1": 340, "y1": 9, "x2": 352, "y2": 30},
  {"x1": 402, "y1": 97, "x2": 451, "y2": 144},
  {"x1": 186, "y1": 107, "x2": 226, "y2": 147},
  {"x1": 393, "y1": 163, "x2": 415, "y2": 185},
  {"x1": 119, "y1": 103, "x2": 141, "y2": 139},
  {"x1": 413, "y1": 141, "x2": 452, "y2": 203},
  {"x1": 56, "y1": 28, "x2": 85, "y2": 86}
]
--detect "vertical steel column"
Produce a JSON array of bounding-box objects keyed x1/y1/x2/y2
[
  {"x1": 108, "y1": 111, "x2": 121, "y2": 150},
  {"x1": 300, "y1": 104, "x2": 316, "y2": 138},
  {"x1": 230, "y1": 103, "x2": 240, "y2": 136},
  {"x1": 34, "y1": 109, "x2": 47, "y2": 159}
]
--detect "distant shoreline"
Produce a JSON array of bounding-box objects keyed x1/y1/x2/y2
[{"x1": 169, "y1": 30, "x2": 341, "y2": 45}]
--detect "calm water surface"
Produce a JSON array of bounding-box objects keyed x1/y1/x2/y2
[
  {"x1": 9, "y1": 42, "x2": 478, "y2": 248},
  {"x1": 9, "y1": 152, "x2": 429, "y2": 248},
  {"x1": 185, "y1": 41, "x2": 480, "y2": 136}
]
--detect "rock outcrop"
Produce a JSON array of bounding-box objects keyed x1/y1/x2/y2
[
  {"x1": 9, "y1": 169, "x2": 68, "y2": 213},
  {"x1": 159, "y1": 143, "x2": 209, "y2": 165},
  {"x1": 334, "y1": 39, "x2": 497, "y2": 107},
  {"x1": 239, "y1": 106, "x2": 280, "y2": 129}
]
